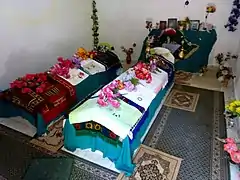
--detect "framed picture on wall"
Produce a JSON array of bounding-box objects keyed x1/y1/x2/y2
[
  {"x1": 167, "y1": 18, "x2": 178, "y2": 29},
  {"x1": 190, "y1": 20, "x2": 200, "y2": 30},
  {"x1": 159, "y1": 21, "x2": 167, "y2": 30}
]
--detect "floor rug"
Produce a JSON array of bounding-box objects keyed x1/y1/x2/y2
[
  {"x1": 174, "y1": 71, "x2": 193, "y2": 85},
  {"x1": 0, "y1": 128, "x2": 56, "y2": 180},
  {"x1": 144, "y1": 85, "x2": 229, "y2": 180},
  {"x1": 30, "y1": 117, "x2": 64, "y2": 152},
  {"x1": 117, "y1": 144, "x2": 182, "y2": 180},
  {"x1": 164, "y1": 89, "x2": 199, "y2": 112},
  {"x1": 23, "y1": 157, "x2": 73, "y2": 180}
]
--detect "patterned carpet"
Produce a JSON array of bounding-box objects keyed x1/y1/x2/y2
[{"x1": 0, "y1": 85, "x2": 229, "y2": 180}]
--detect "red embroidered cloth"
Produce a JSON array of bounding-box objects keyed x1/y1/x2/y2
[{"x1": 3, "y1": 74, "x2": 76, "y2": 124}]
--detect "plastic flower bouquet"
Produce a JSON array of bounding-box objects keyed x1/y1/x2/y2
[
  {"x1": 97, "y1": 80, "x2": 121, "y2": 108},
  {"x1": 10, "y1": 73, "x2": 48, "y2": 94},
  {"x1": 225, "y1": 100, "x2": 240, "y2": 117},
  {"x1": 50, "y1": 57, "x2": 75, "y2": 79},
  {"x1": 223, "y1": 138, "x2": 240, "y2": 164}
]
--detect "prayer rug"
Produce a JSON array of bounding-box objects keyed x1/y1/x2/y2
[
  {"x1": 117, "y1": 144, "x2": 182, "y2": 180},
  {"x1": 30, "y1": 117, "x2": 64, "y2": 152},
  {"x1": 174, "y1": 70, "x2": 193, "y2": 85},
  {"x1": 164, "y1": 89, "x2": 199, "y2": 112},
  {"x1": 23, "y1": 157, "x2": 73, "y2": 180}
]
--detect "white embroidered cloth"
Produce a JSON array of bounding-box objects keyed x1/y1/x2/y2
[
  {"x1": 58, "y1": 68, "x2": 89, "y2": 86},
  {"x1": 81, "y1": 59, "x2": 106, "y2": 75}
]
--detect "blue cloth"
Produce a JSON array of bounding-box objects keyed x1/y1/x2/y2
[
  {"x1": 0, "y1": 65, "x2": 121, "y2": 136},
  {"x1": 174, "y1": 30, "x2": 217, "y2": 72},
  {"x1": 138, "y1": 29, "x2": 217, "y2": 73}
]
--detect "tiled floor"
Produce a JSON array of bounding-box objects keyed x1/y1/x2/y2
[{"x1": 184, "y1": 66, "x2": 224, "y2": 92}]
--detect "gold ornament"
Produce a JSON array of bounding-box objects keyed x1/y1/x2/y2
[
  {"x1": 179, "y1": 47, "x2": 185, "y2": 59},
  {"x1": 146, "y1": 47, "x2": 150, "y2": 53}
]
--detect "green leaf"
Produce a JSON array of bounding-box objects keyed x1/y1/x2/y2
[{"x1": 130, "y1": 78, "x2": 139, "y2": 85}]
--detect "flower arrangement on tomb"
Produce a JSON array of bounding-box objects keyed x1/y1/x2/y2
[
  {"x1": 97, "y1": 80, "x2": 121, "y2": 108},
  {"x1": 72, "y1": 48, "x2": 97, "y2": 68},
  {"x1": 10, "y1": 73, "x2": 48, "y2": 94},
  {"x1": 50, "y1": 57, "x2": 75, "y2": 79},
  {"x1": 120, "y1": 70, "x2": 140, "y2": 92},
  {"x1": 133, "y1": 62, "x2": 153, "y2": 83}
]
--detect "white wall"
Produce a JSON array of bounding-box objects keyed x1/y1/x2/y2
[
  {"x1": 0, "y1": 0, "x2": 91, "y2": 89},
  {"x1": 234, "y1": 40, "x2": 240, "y2": 99},
  {"x1": 97, "y1": 0, "x2": 240, "y2": 65}
]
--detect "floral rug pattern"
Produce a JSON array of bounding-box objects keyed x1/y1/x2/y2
[
  {"x1": 164, "y1": 89, "x2": 199, "y2": 112},
  {"x1": 174, "y1": 71, "x2": 193, "y2": 85},
  {"x1": 117, "y1": 145, "x2": 182, "y2": 180},
  {"x1": 30, "y1": 117, "x2": 64, "y2": 152}
]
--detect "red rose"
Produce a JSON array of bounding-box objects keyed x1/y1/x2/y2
[
  {"x1": 22, "y1": 88, "x2": 31, "y2": 94},
  {"x1": 36, "y1": 87, "x2": 44, "y2": 93},
  {"x1": 25, "y1": 74, "x2": 35, "y2": 81}
]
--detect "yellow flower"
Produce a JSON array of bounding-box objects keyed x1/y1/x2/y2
[
  {"x1": 236, "y1": 107, "x2": 240, "y2": 114},
  {"x1": 229, "y1": 106, "x2": 235, "y2": 112},
  {"x1": 225, "y1": 105, "x2": 230, "y2": 109},
  {"x1": 235, "y1": 101, "x2": 240, "y2": 106},
  {"x1": 230, "y1": 102, "x2": 236, "y2": 107}
]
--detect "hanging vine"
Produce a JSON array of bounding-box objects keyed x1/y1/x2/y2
[
  {"x1": 91, "y1": 0, "x2": 99, "y2": 49},
  {"x1": 225, "y1": 0, "x2": 240, "y2": 32}
]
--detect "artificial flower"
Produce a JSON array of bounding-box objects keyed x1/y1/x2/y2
[
  {"x1": 230, "y1": 151, "x2": 240, "y2": 164},
  {"x1": 225, "y1": 138, "x2": 235, "y2": 143},
  {"x1": 22, "y1": 88, "x2": 31, "y2": 94},
  {"x1": 108, "y1": 98, "x2": 120, "y2": 108},
  {"x1": 97, "y1": 81, "x2": 120, "y2": 108},
  {"x1": 50, "y1": 57, "x2": 74, "y2": 79},
  {"x1": 97, "y1": 97, "x2": 108, "y2": 107},
  {"x1": 224, "y1": 142, "x2": 238, "y2": 153},
  {"x1": 116, "y1": 80, "x2": 125, "y2": 90},
  {"x1": 124, "y1": 81, "x2": 136, "y2": 92},
  {"x1": 225, "y1": 100, "x2": 240, "y2": 117},
  {"x1": 10, "y1": 73, "x2": 48, "y2": 94},
  {"x1": 134, "y1": 62, "x2": 152, "y2": 83}
]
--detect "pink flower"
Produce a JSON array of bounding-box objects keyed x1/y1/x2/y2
[
  {"x1": 224, "y1": 143, "x2": 238, "y2": 153},
  {"x1": 103, "y1": 87, "x2": 114, "y2": 97},
  {"x1": 230, "y1": 151, "x2": 240, "y2": 164},
  {"x1": 109, "y1": 98, "x2": 120, "y2": 108},
  {"x1": 225, "y1": 138, "x2": 235, "y2": 143},
  {"x1": 97, "y1": 98, "x2": 108, "y2": 107},
  {"x1": 98, "y1": 91, "x2": 105, "y2": 99},
  {"x1": 22, "y1": 88, "x2": 31, "y2": 94}
]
